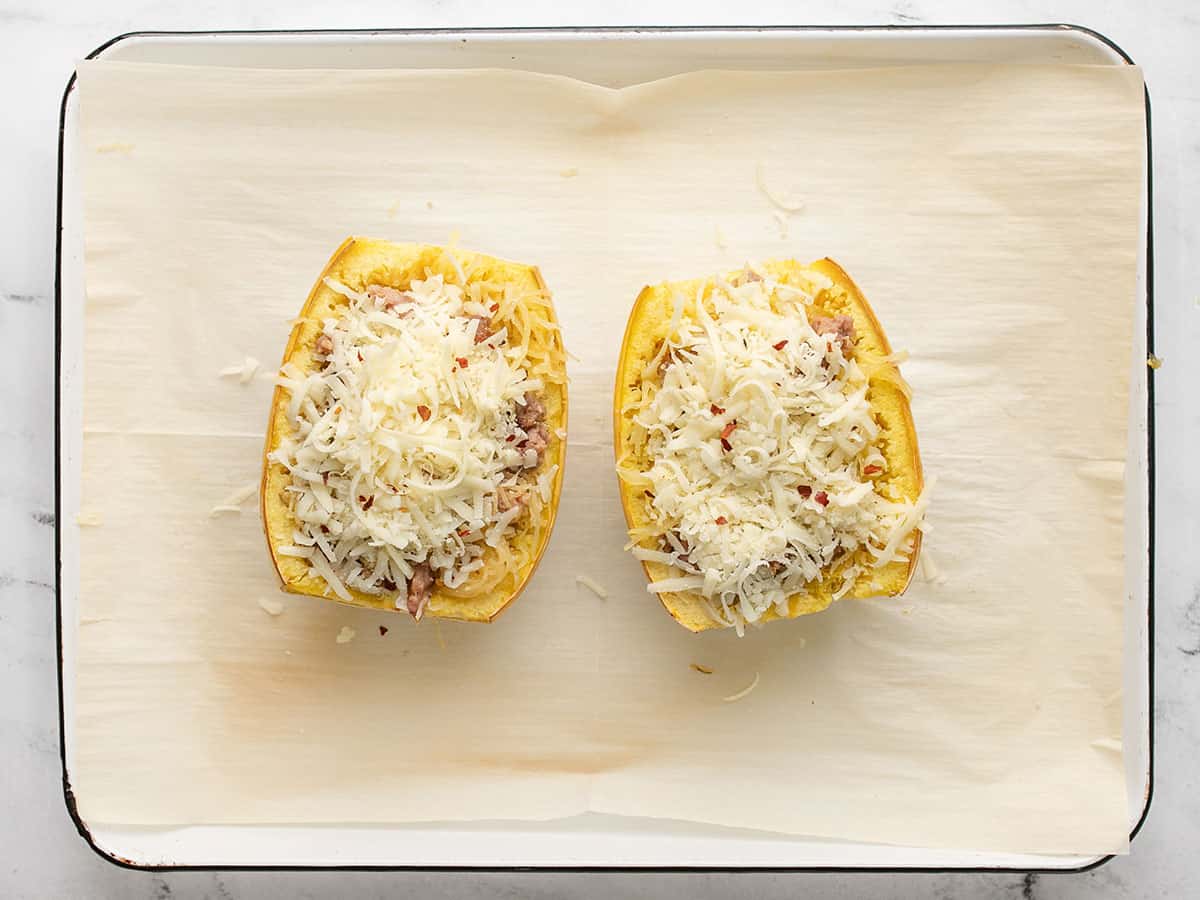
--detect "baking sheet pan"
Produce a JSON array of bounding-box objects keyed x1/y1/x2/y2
[{"x1": 55, "y1": 24, "x2": 1153, "y2": 871}]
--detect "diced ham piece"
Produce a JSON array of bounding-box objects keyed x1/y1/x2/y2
[
  {"x1": 516, "y1": 392, "x2": 545, "y2": 431},
  {"x1": 521, "y1": 423, "x2": 550, "y2": 460},
  {"x1": 314, "y1": 334, "x2": 334, "y2": 355},
  {"x1": 366, "y1": 284, "x2": 412, "y2": 312},
  {"x1": 406, "y1": 563, "x2": 434, "y2": 619},
  {"x1": 471, "y1": 315, "x2": 495, "y2": 344},
  {"x1": 496, "y1": 486, "x2": 527, "y2": 513},
  {"x1": 811, "y1": 314, "x2": 855, "y2": 353},
  {"x1": 503, "y1": 394, "x2": 551, "y2": 469}
]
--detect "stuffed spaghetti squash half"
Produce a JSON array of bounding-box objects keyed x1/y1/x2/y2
[
  {"x1": 262, "y1": 238, "x2": 567, "y2": 623},
  {"x1": 614, "y1": 258, "x2": 926, "y2": 633}
]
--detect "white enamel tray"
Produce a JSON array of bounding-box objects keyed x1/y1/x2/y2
[{"x1": 56, "y1": 24, "x2": 1153, "y2": 872}]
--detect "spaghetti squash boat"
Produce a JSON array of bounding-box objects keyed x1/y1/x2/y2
[
  {"x1": 614, "y1": 258, "x2": 926, "y2": 634},
  {"x1": 262, "y1": 238, "x2": 567, "y2": 623}
]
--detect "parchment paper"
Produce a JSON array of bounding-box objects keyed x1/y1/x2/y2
[{"x1": 74, "y1": 59, "x2": 1144, "y2": 854}]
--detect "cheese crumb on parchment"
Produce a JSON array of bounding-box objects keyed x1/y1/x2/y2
[
  {"x1": 218, "y1": 356, "x2": 260, "y2": 384},
  {"x1": 210, "y1": 481, "x2": 259, "y2": 517},
  {"x1": 257, "y1": 596, "x2": 284, "y2": 617},
  {"x1": 575, "y1": 575, "x2": 608, "y2": 599},
  {"x1": 723, "y1": 672, "x2": 760, "y2": 703},
  {"x1": 754, "y1": 163, "x2": 805, "y2": 213}
]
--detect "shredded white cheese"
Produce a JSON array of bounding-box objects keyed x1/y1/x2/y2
[
  {"x1": 575, "y1": 574, "x2": 609, "y2": 599},
  {"x1": 755, "y1": 163, "x2": 805, "y2": 213},
  {"x1": 622, "y1": 266, "x2": 927, "y2": 633},
  {"x1": 772, "y1": 210, "x2": 790, "y2": 238},
  {"x1": 919, "y1": 549, "x2": 936, "y2": 582},
  {"x1": 210, "y1": 481, "x2": 259, "y2": 516},
  {"x1": 722, "y1": 672, "x2": 760, "y2": 703},
  {"x1": 74, "y1": 511, "x2": 102, "y2": 527},
  {"x1": 335, "y1": 625, "x2": 356, "y2": 644},
  {"x1": 269, "y1": 267, "x2": 559, "y2": 603},
  {"x1": 218, "y1": 356, "x2": 260, "y2": 384},
  {"x1": 257, "y1": 596, "x2": 284, "y2": 616},
  {"x1": 222, "y1": 481, "x2": 259, "y2": 505}
]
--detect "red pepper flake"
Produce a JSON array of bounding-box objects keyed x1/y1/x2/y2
[
  {"x1": 797, "y1": 485, "x2": 812, "y2": 499},
  {"x1": 720, "y1": 421, "x2": 737, "y2": 440},
  {"x1": 379, "y1": 625, "x2": 389, "y2": 636},
  {"x1": 458, "y1": 527, "x2": 470, "y2": 537},
  {"x1": 417, "y1": 405, "x2": 431, "y2": 421},
  {"x1": 720, "y1": 438, "x2": 732, "y2": 452},
  {"x1": 357, "y1": 351, "x2": 364, "y2": 363},
  {"x1": 489, "y1": 303, "x2": 500, "y2": 313},
  {"x1": 826, "y1": 340, "x2": 835, "y2": 354},
  {"x1": 863, "y1": 464, "x2": 882, "y2": 476},
  {"x1": 506, "y1": 434, "x2": 516, "y2": 442},
  {"x1": 321, "y1": 471, "x2": 330, "y2": 484},
  {"x1": 773, "y1": 340, "x2": 789, "y2": 351},
  {"x1": 714, "y1": 516, "x2": 727, "y2": 525},
  {"x1": 361, "y1": 495, "x2": 375, "y2": 511},
  {"x1": 814, "y1": 491, "x2": 829, "y2": 507},
  {"x1": 456, "y1": 356, "x2": 469, "y2": 368},
  {"x1": 710, "y1": 403, "x2": 725, "y2": 416}
]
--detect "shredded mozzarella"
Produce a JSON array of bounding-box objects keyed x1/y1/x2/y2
[
  {"x1": 621, "y1": 266, "x2": 926, "y2": 631},
  {"x1": 755, "y1": 163, "x2": 805, "y2": 213},
  {"x1": 257, "y1": 596, "x2": 285, "y2": 616},
  {"x1": 723, "y1": 672, "x2": 761, "y2": 703},
  {"x1": 575, "y1": 574, "x2": 609, "y2": 599},
  {"x1": 270, "y1": 267, "x2": 559, "y2": 603},
  {"x1": 218, "y1": 356, "x2": 260, "y2": 384},
  {"x1": 210, "y1": 481, "x2": 259, "y2": 516}
]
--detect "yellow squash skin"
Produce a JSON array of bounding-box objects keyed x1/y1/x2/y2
[
  {"x1": 613, "y1": 258, "x2": 923, "y2": 632},
  {"x1": 261, "y1": 237, "x2": 567, "y2": 623}
]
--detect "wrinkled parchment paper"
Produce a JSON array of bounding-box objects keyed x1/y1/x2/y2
[{"x1": 74, "y1": 60, "x2": 1144, "y2": 854}]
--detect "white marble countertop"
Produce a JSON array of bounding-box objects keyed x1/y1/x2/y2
[{"x1": 2, "y1": 1, "x2": 1196, "y2": 897}]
